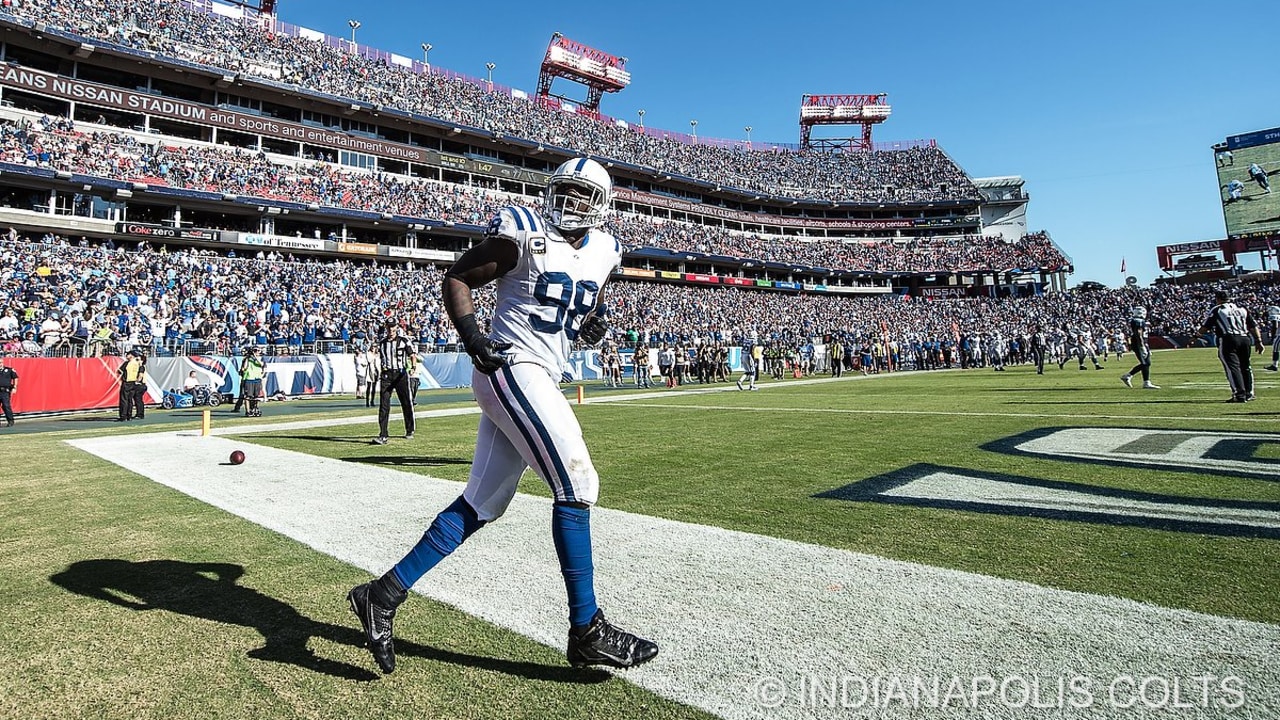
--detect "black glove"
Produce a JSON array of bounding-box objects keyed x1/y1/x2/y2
[
  {"x1": 467, "y1": 337, "x2": 512, "y2": 374},
  {"x1": 578, "y1": 313, "x2": 609, "y2": 346},
  {"x1": 454, "y1": 313, "x2": 511, "y2": 374}
]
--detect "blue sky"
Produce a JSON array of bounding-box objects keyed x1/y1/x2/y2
[{"x1": 283, "y1": 0, "x2": 1280, "y2": 287}]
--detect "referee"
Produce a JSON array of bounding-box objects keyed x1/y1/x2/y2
[
  {"x1": 1198, "y1": 289, "x2": 1264, "y2": 403},
  {"x1": 373, "y1": 318, "x2": 417, "y2": 445}
]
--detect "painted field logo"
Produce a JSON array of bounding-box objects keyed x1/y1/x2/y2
[
  {"x1": 817, "y1": 464, "x2": 1280, "y2": 538},
  {"x1": 983, "y1": 428, "x2": 1280, "y2": 481}
]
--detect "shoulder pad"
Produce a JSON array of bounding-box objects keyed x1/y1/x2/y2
[{"x1": 485, "y1": 206, "x2": 547, "y2": 243}]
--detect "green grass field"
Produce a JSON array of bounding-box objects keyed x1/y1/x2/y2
[{"x1": 3, "y1": 347, "x2": 1278, "y2": 719}]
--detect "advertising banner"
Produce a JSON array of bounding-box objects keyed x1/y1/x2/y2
[{"x1": 5, "y1": 357, "x2": 123, "y2": 414}]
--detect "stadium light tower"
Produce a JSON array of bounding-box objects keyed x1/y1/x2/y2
[
  {"x1": 421, "y1": 43, "x2": 432, "y2": 66},
  {"x1": 347, "y1": 19, "x2": 361, "y2": 45},
  {"x1": 745, "y1": 125, "x2": 752, "y2": 146},
  {"x1": 799, "y1": 93, "x2": 891, "y2": 152},
  {"x1": 690, "y1": 119, "x2": 697, "y2": 143},
  {"x1": 536, "y1": 32, "x2": 631, "y2": 115},
  {"x1": 485, "y1": 62, "x2": 496, "y2": 88},
  {"x1": 637, "y1": 109, "x2": 645, "y2": 129}
]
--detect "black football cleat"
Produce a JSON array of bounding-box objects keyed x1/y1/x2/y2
[
  {"x1": 348, "y1": 581, "x2": 404, "y2": 674},
  {"x1": 566, "y1": 610, "x2": 658, "y2": 669}
]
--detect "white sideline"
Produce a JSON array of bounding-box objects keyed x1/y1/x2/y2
[{"x1": 67, "y1": 432, "x2": 1280, "y2": 719}]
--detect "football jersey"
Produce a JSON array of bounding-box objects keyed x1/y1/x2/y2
[
  {"x1": 1127, "y1": 317, "x2": 1148, "y2": 348},
  {"x1": 487, "y1": 205, "x2": 621, "y2": 378}
]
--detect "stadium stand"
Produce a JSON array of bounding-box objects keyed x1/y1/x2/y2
[{"x1": 3, "y1": 232, "x2": 1267, "y2": 369}]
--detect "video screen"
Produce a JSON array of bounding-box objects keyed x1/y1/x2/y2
[{"x1": 1216, "y1": 126, "x2": 1280, "y2": 239}]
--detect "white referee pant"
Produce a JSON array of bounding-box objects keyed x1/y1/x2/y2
[{"x1": 464, "y1": 362, "x2": 599, "y2": 522}]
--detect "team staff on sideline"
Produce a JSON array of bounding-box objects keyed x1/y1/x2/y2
[
  {"x1": 371, "y1": 318, "x2": 416, "y2": 445},
  {"x1": 1120, "y1": 306, "x2": 1159, "y2": 390},
  {"x1": 115, "y1": 350, "x2": 146, "y2": 421},
  {"x1": 1265, "y1": 306, "x2": 1280, "y2": 372},
  {"x1": 1198, "y1": 289, "x2": 1264, "y2": 403},
  {"x1": 239, "y1": 347, "x2": 265, "y2": 417},
  {"x1": 363, "y1": 344, "x2": 380, "y2": 408},
  {"x1": 347, "y1": 158, "x2": 658, "y2": 675},
  {"x1": 0, "y1": 356, "x2": 17, "y2": 427}
]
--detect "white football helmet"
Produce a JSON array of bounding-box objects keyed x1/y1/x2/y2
[
  {"x1": 1130, "y1": 306, "x2": 1147, "y2": 320},
  {"x1": 544, "y1": 157, "x2": 612, "y2": 232},
  {"x1": 1268, "y1": 305, "x2": 1280, "y2": 321}
]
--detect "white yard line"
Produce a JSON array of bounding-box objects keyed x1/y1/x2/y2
[
  {"x1": 67, "y1": 432, "x2": 1280, "y2": 720},
  {"x1": 615, "y1": 402, "x2": 1280, "y2": 424}
]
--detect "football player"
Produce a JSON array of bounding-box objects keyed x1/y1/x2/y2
[
  {"x1": 1265, "y1": 305, "x2": 1280, "y2": 372},
  {"x1": 348, "y1": 158, "x2": 658, "y2": 673},
  {"x1": 1120, "y1": 306, "x2": 1159, "y2": 389}
]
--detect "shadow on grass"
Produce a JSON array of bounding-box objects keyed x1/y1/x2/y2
[
  {"x1": 345, "y1": 455, "x2": 471, "y2": 467},
  {"x1": 263, "y1": 434, "x2": 385, "y2": 445},
  {"x1": 50, "y1": 559, "x2": 608, "y2": 685},
  {"x1": 1012, "y1": 399, "x2": 1213, "y2": 405}
]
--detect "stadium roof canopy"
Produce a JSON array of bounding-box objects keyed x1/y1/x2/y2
[{"x1": 972, "y1": 176, "x2": 1024, "y2": 188}]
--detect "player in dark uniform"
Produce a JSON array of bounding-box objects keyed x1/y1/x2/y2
[
  {"x1": 1029, "y1": 325, "x2": 1047, "y2": 375},
  {"x1": 1264, "y1": 305, "x2": 1280, "y2": 372},
  {"x1": 1119, "y1": 306, "x2": 1159, "y2": 389}
]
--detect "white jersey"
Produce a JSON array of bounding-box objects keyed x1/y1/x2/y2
[{"x1": 488, "y1": 205, "x2": 621, "y2": 378}]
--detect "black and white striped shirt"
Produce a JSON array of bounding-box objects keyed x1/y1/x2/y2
[
  {"x1": 1201, "y1": 302, "x2": 1253, "y2": 338},
  {"x1": 378, "y1": 332, "x2": 416, "y2": 373}
]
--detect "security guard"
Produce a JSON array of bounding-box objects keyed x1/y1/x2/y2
[
  {"x1": 0, "y1": 355, "x2": 17, "y2": 427},
  {"x1": 116, "y1": 350, "x2": 145, "y2": 421}
]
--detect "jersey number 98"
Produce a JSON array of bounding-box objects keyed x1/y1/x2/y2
[{"x1": 532, "y1": 271, "x2": 599, "y2": 339}]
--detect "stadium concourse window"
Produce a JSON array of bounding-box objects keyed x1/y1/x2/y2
[
  {"x1": 184, "y1": 209, "x2": 256, "y2": 232},
  {"x1": 128, "y1": 203, "x2": 173, "y2": 225},
  {"x1": 302, "y1": 145, "x2": 337, "y2": 163},
  {"x1": 259, "y1": 100, "x2": 300, "y2": 123},
  {"x1": 378, "y1": 125, "x2": 409, "y2": 144},
  {"x1": 73, "y1": 104, "x2": 143, "y2": 131},
  {"x1": 302, "y1": 110, "x2": 342, "y2": 130},
  {"x1": 149, "y1": 78, "x2": 211, "y2": 104},
  {"x1": 2, "y1": 44, "x2": 67, "y2": 74},
  {"x1": 151, "y1": 118, "x2": 211, "y2": 143},
  {"x1": 2, "y1": 89, "x2": 68, "y2": 116},
  {"x1": 215, "y1": 129, "x2": 259, "y2": 151},
  {"x1": 75, "y1": 64, "x2": 150, "y2": 94},
  {"x1": 407, "y1": 132, "x2": 437, "y2": 149},
  {"x1": 343, "y1": 118, "x2": 377, "y2": 139},
  {"x1": 379, "y1": 158, "x2": 408, "y2": 175},
  {"x1": 217, "y1": 93, "x2": 261, "y2": 114},
  {"x1": 408, "y1": 164, "x2": 438, "y2": 181},
  {"x1": 261, "y1": 136, "x2": 300, "y2": 157},
  {"x1": 339, "y1": 150, "x2": 377, "y2": 171},
  {"x1": 0, "y1": 186, "x2": 48, "y2": 212}
]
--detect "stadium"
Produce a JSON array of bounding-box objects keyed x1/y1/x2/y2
[{"x1": 1, "y1": 1, "x2": 1278, "y2": 719}]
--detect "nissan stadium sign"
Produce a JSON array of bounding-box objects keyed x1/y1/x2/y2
[{"x1": 0, "y1": 66, "x2": 429, "y2": 163}]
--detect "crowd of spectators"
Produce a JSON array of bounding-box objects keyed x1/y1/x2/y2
[
  {"x1": 2, "y1": 232, "x2": 1266, "y2": 364},
  {"x1": 6, "y1": 0, "x2": 979, "y2": 204},
  {"x1": 5, "y1": 115, "x2": 1071, "y2": 272}
]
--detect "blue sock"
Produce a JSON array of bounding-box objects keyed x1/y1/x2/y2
[
  {"x1": 552, "y1": 503, "x2": 599, "y2": 628},
  {"x1": 391, "y1": 495, "x2": 482, "y2": 589}
]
